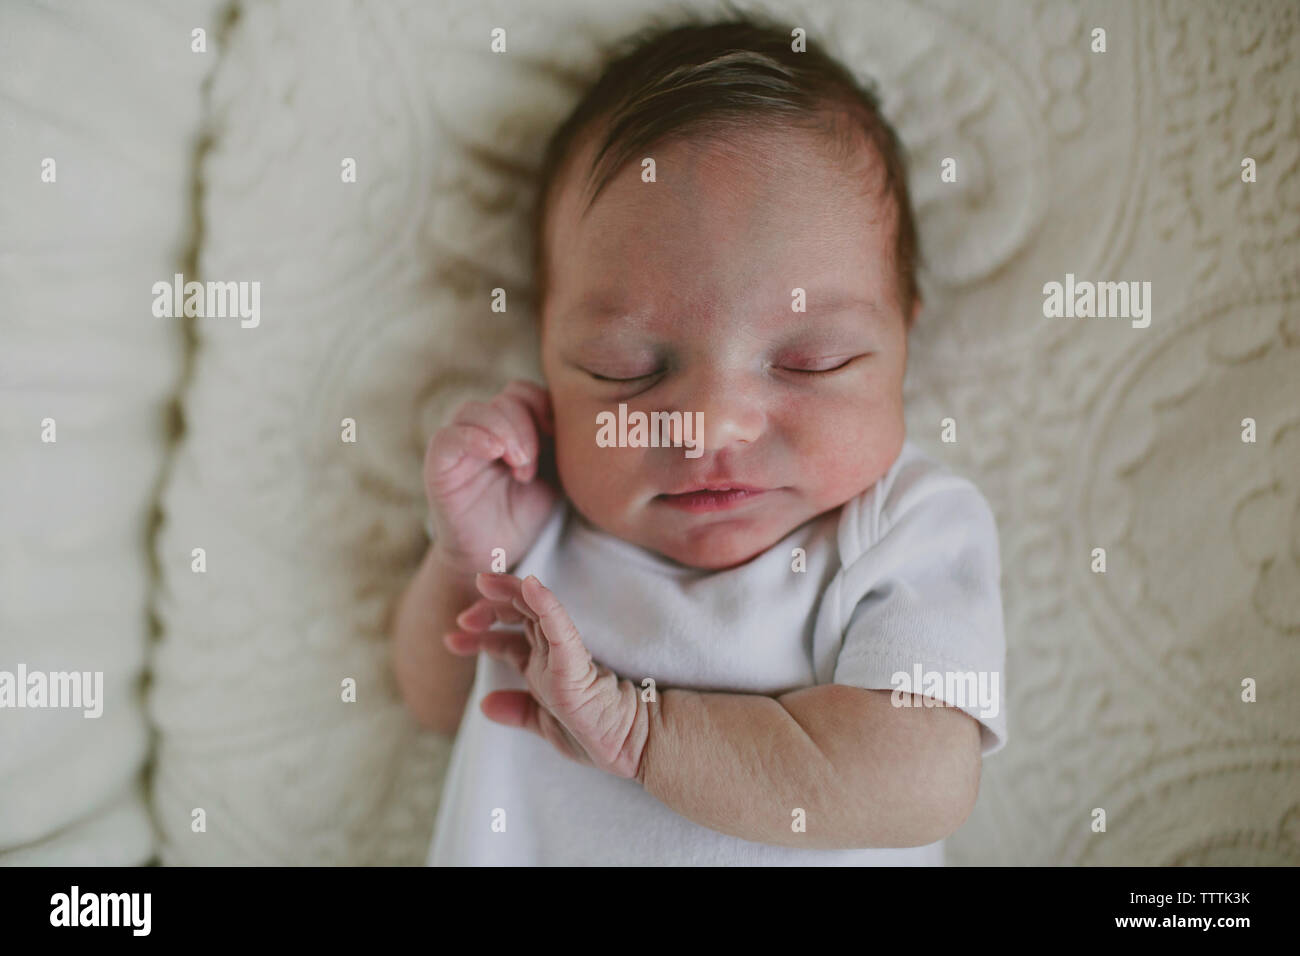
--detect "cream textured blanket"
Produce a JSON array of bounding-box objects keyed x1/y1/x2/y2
[{"x1": 1, "y1": 0, "x2": 225, "y2": 864}]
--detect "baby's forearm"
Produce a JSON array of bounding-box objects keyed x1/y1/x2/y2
[
  {"x1": 636, "y1": 684, "x2": 977, "y2": 850},
  {"x1": 390, "y1": 545, "x2": 480, "y2": 735},
  {"x1": 635, "y1": 688, "x2": 847, "y2": 849}
]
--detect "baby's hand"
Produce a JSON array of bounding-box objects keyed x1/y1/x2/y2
[
  {"x1": 424, "y1": 380, "x2": 558, "y2": 580},
  {"x1": 445, "y1": 573, "x2": 649, "y2": 780}
]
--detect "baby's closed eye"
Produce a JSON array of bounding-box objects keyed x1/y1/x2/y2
[
  {"x1": 775, "y1": 354, "x2": 865, "y2": 374},
  {"x1": 580, "y1": 353, "x2": 870, "y2": 381}
]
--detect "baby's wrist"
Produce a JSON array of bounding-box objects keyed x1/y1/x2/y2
[
  {"x1": 632, "y1": 684, "x2": 666, "y2": 789},
  {"x1": 427, "y1": 541, "x2": 481, "y2": 591}
]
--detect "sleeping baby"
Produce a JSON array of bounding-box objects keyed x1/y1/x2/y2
[{"x1": 391, "y1": 13, "x2": 1007, "y2": 866}]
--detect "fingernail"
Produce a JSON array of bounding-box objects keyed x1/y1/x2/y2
[{"x1": 507, "y1": 440, "x2": 528, "y2": 465}]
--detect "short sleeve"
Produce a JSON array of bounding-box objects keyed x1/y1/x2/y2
[{"x1": 832, "y1": 475, "x2": 1007, "y2": 756}]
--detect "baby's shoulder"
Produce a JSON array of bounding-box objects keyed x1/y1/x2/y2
[{"x1": 834, "y1": 440, "x2": 994, "y2": 564}]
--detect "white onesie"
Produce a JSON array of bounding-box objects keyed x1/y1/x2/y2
[{"x1": 427, "y1": 439, "x2": 1007, "y2": 866}]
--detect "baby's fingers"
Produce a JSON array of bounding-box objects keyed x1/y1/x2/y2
[
  {"x1": 445, "y1": 631, "x2": 530, "y2": 673},
  {"x1": 456, "y1": 595, "x2": 528, "y2": 632},
  {"x1": 489, "y1": 389, "x2": 546, "y2": 482},
  {"x1": 450, "y1": 399, "x2": 532, "y2": 479},
  {"x1": 424, "y1": 425, "x2": 505, "y2": 495},
  {"x1": 480, "y1": 691, "x2": 591, "y2": 766},
  {"x1": 480, "y1": 689, "x2": 541, "y2": 730},
  {"x1": 520, "y1": 575, "x2": 591, "y2": 682},
  {"x1": 501, "y1": 379, "x2": 555, "y2": 438}
]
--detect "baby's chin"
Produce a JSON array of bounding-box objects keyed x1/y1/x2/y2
[
  {"x1": 647, "y1": 534, "x2": 767, "y2": 571},
  {"x1": 664, "y1": 541, "x2": 776, "y2": 572}
]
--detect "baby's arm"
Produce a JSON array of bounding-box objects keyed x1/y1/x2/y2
[
  {"x1": 452, "y1": 571, "x2": 983, "y2": 849},
  {"x1": 637, "y1": 683, "x2": 982, "y2": 850},
  {"x1": 392, "y1": 378, "x2": 558, "y2": 736},
  {"x1": 390, "y1": 545, "x2": 480, "y2": 735}
]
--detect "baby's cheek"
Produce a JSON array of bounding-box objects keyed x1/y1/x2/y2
[
  {"x1": 553, "y1": 416, "x2": 640, "y2": 519},
  {"x1": 554, "y1": 419, "x2": 596, "y2": 495},
  {"x1": 792, "y1": 391, "x2": 903, "y2": 501},
  {"x1": 811, "y1": 442, "x2": 878, "y2": 502}
]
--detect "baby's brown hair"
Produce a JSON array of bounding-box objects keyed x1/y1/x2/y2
[{"x1": 530, "y1": 7, "x2": 921, "y2": 328}]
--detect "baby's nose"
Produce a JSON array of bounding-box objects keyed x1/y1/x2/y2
[{"x1": 683, "y1": 370, "x2": 766, "y2": 453}]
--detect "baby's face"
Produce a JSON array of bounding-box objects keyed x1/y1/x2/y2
[{"x1": 539, "y1": 125, "x2": 910, "y2": 570}]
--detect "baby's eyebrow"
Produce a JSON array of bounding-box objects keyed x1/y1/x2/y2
[
  {"x1": 802, "y1": 295, "x2": 886, "y2": 321},
  {"x1": 554, "y1": 302, "x2": 645, "y2": 330}
]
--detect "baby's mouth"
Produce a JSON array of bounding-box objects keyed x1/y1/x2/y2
[{"x1": 655, "y1": 485, "x2": 768, "y2": 513}]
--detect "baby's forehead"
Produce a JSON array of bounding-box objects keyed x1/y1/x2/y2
[
  {"x1": 561, "y1": 119, "x2": 888, "y2": 215},
  {"x1": 546, "y1": 128, "x2": 895, "y2": 277},
  {"x1": 537, "y1": 119, "x2": 905, "y2": 335}
]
